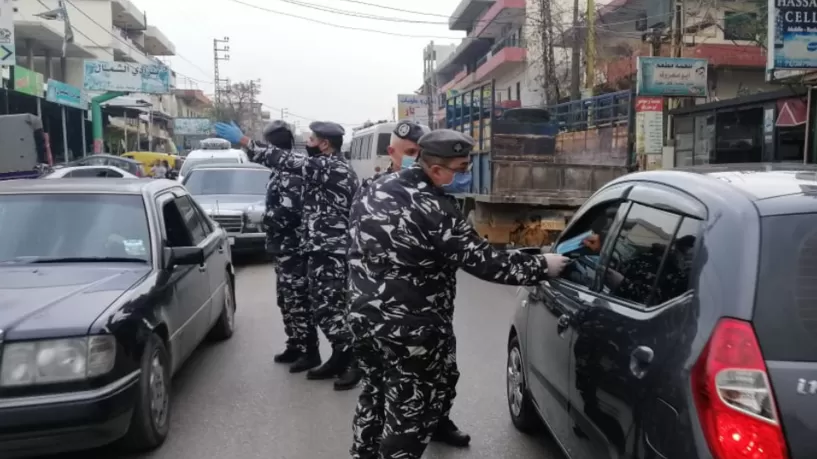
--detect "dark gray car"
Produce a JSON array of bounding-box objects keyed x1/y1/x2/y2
[
  {"x1": 507, "y1": 163, "x2": 815, "y2": 459},
  {"x1": 182, "y1": 163, "x2": 269, "y2": 257}
]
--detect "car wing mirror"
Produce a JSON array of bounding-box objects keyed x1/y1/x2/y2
[{"x1": 163, "y1": 246, "x2": 204, "y2": 269}]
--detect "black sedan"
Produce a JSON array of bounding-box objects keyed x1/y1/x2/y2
[
  {"x1": 0, "y1": 178, "x2": 237, "y2": 457},
  {"x1": 182, "y1": 162, "x2": 270, "y2": 257},
  {"x1": 507, "y1": 163, "x2": 817, "y2": 459}
]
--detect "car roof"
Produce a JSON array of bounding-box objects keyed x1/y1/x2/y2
[
  {"x1": 186, "y1": 149, "x2": 245, "y2": 158},
  {"x1": 186, "y1": 163, "x2": 268, "y2": 171},
  {"x1": 0, "y1": 178, "x2": 177, "y2": 195},
  {"x1": 84, "y1": 154, "x2": 141, "y2": 164},
  {"x1": 48, "y1": 165, "x2": 135, "y2": 176},
  {"x1": 612, "y1": 162, "x2": 817, "y2": 216}
]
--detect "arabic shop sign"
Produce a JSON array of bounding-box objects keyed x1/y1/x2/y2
[
  {"x1": 636, "y1": 57, "x2": 708, "y2": 97},
  {"x1": 768, "y1": 0, "x2": 817, "y2": 70},
  {"x1": 13, "y1": 66, "x2": 44, "y2": 97},
  {"x1": 397, "y1": 94, "x2": 429, "y2": 125},
  {"x1": 174, "y1": 118, "x2": 212, "y2": 135},
  {"x1": 46, "y1": 79, "x2": 88, "y2": 110},
  {"x1": 82, "y1": 59, "x2": 171, "y2": 94}
]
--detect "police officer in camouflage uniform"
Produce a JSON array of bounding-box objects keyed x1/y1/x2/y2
[
  {"x1": 354, "y1": 120, "x2": 428, "y2": 199},
  {"x1": 347, "y1": 129, "x2": 569, "y2": 459},
  {"x1": 213, "y1": 120, "x2": 320, "y2": 373},
  {"x1": 300, "y1": 121, "x2": 362, "y2": 390}
]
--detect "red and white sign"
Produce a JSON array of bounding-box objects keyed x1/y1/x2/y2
[{"x1": 635, "y1": 96, "x2": 664, "y2": 156}]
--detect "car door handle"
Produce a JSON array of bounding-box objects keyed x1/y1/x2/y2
[
  {"x1": 218, "y1": 244, "x2": 224, "y2": 253},
  {"x1": 556, "y1": 314, "x2": 571, "y2": 336},
  {"x1": 629, "y1": 346, "x2": 654, "y2": 379},
  {"x1": 198, "y1": 263, "x2": 207, "y2": 272}
]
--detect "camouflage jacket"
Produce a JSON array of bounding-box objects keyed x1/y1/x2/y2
[
  {"x1": 249, "y1": 142, "x2": 359, "y2": 258},
  {"x1": 247, "y1": 142, "x2": 304, "y2": 255},
  {"x1": 347, "y1": 164, "x2": 551, "y2": 344}
]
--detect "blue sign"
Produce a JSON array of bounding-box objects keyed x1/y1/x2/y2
[
  {"x1": 636, "y1": 57, "x2": 708, "y2": 97},
  {"x1": 769, "y1": 1, "x2": 817, "y2": 69},
  {"x1": 82, "y1": 60, "x2": 170, "y2": 94},
  {"x1": 46, "y1": 79, "x2": 88, "y2": 110}
]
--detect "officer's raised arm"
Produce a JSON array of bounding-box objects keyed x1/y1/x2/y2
[
  {"x1": 416, "y1": 130, "x2": 569, "y2": 285},
  {"x1": 213, "y1": 120, "x2": 297, "y2": 170}
]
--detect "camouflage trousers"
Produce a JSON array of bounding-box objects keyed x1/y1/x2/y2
[
  {"x1": 308, "y1": 252, "x2": 353, "y2": 352},
  {"x1": 350, "y1": 333, "x2": 460, "y2": 459},
  {"x1": 274, "y1": 253, "x2": 317, "y2": 352}
]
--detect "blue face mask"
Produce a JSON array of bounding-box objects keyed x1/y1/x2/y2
[
  {"x1": 400, "y1": 155, "x2": 416, "y2": 169},
  {"x1": 441, "y1": 172, "x2": 472, "y2": 194}
]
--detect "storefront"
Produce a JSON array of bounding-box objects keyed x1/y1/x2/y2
[{"x1": 670, "y1": 88, "x2": 809, "y2": 166}]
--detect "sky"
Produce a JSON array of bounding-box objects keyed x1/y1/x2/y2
[{"x1": 130, "y1": 0, "x2": 467, "y2": 130}]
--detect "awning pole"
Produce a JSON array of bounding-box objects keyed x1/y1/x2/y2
[{"x1": 61, "y1": 106, "x2": 68, "y2": 163}]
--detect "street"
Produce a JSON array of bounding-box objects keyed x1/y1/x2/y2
[{"x1": 54, "y1": 262, "x2": 564, "y2": 459}]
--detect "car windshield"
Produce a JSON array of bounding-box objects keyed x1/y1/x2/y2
[
  {"x1": 0, "y1": 194, "x2": 151, "y2": 264},
  {"x1": 184, "y1": 169, "x2": 269, "y2": 196},
  {"x1": 180, "y1": 157, "x2": 239, "y2": 176}
]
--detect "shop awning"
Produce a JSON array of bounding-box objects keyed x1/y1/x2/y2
[{"x1": 777, "y1": 98, "x2": 807, "y2": 127}]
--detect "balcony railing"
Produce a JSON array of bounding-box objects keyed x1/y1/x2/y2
[{"x1": 475, "y1": 35, "x2": 525, "y2": 69}]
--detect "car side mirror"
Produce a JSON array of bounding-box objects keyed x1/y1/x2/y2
[{"x1": 163, "y1": 246, "x2": 204, "y2": 269}]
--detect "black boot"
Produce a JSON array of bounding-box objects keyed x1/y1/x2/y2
[
  {"x1": 432, "y1": 418, "x2": 471, "y2": 447},
  {"x1": 306, "y1": 346, "x2": 350, "y2": 380},
  {"x1": 289, "y1": 347, "x2": 321, "y2": 373},
  {"x1": 273, "y1": 347, "x2": 302, "y2": 364},
  {"x1": 333, "y1": 359, "x2": 363, "y2": 391}
]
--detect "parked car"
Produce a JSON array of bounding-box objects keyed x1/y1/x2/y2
[
  {"x1": 182, "y1": 162, "x2": 269, "y2": 256},
  {"x1": 56, "y1": 154, "x2": 146, "y2": 177},
  {"x1": 42, "y1": 165, "x2": 138, "y2": 179},
  {"x1": 122, "y1": 151, "x2": 185, "y2": 172},
  {"x1": 506, "y1": 163, "x2": 816, "y2": 459},
  {"x1": 0, "y1": 178, "x2": 236, "y2": 457}
]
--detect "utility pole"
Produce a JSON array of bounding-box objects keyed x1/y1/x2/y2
[
  {"x1": 585, "y1": 0, "x2": 595, "y2": 95},
  {"x1": 281, "y1": 108, "x2": 288, "y2": 120},
  {"x1": 570, "y1": 0, "x2": 581, "y2": 100},
  {"x1": 248, "y1": 78, "x2": 261, "y2": 137},
  {"x1": 213, "y1": 37, "x2": 230, "y2": 119},
  {"x1": 423, "y1": 41, "x2": 435, "y2": 128}
]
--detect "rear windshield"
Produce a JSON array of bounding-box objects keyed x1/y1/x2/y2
[
  {"x1": 184, "y1": 169, "x2": 268, "y2": 196},
  {"x1": 180, "y1": 157, "x2": 239, "y2": 176},
  {"x1": 754, "y1": 214, "x2": 817, "y2": 361}
]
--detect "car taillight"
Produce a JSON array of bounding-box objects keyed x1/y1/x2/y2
[{"x1": 691, "y1": 318, "x2": 788, "y2": 459}]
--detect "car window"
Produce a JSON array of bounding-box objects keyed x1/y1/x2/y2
[
  {"x1": 179, "y1": 157, "x2": 239, "y2": 176},
  {"x1": 188, "y1": 196, "x2": 214, "y2": 235},
  {"x1": 174, "y1": 195, "x2": 208, "y2": 245},
  {"x1": 184, "y1": 169, "x2": 269, "y2": 195},
  {"x1": 0, "y1": 194, "x2": 151, "y2": 262},
  {"x1": 599, "y1": 203, "x2": 682, "y2": 306},
  {"x1": 69, "y1": 168, "x2": 108, "y2": 178},
  {"x1": 553, "y1": 200, "x2": 626, "y2": 290},
  {"x1": 161, "y1": 199, "x2": 193, "y2": 248},
  {"x1": 106, "y1": 169, "x2": 124, "y2": 178},
  {"x1": 650, "y1": 217, "x2": 700, "y2": 304}
]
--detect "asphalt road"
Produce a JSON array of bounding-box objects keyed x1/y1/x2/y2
[{"x1": 54, "y1": 262, "x2": 564, "y2": 459}]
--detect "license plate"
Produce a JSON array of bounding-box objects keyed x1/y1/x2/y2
[{"x1": 228, "y1": 237, "x2": 235, "y2": 246}]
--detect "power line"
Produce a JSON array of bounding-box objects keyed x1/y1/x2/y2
[
  {"x1": 226, "y1": 0, "x2": 462, "y2": 39},
  {"x1": 335, "y1": 0, "x2": 451, "y2": 18}
]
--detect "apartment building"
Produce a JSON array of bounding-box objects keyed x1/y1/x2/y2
[
  {"x1": 433, "y1": 0, "x2": 529, "y2": 127},
  {"x1": 592, "y1": 0, "x2": 772, "y2": 102},
  {"x1": 16, "y1": 0, "x2": 177, "y2": 116}
]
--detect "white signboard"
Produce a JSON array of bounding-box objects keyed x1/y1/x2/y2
[
  {"x1": 397, "y1": 94, "x2": 429, "y2": 126},
  {"x1": 83, "y1": 60, "x2": 171, "y2": 94},
  {"x1": 0, "y1": 0, "x2": 15, "y2": 66},
  {"x1": 174, "y1": 118, "x2": 212, "y2": 135},
  {"x1": 635, "y1": 97, "x2": 664, "y2": 156}
]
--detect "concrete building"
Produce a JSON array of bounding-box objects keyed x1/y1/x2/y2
[
  {"x1": 15, "y1": 0, "x2": 178, "y2": 147},
  {"x1": 589, "y1": 0, "x2": 771, "y2": 103},
  {"x1": 433, "y1": 0, "x2": 530, "y2": 127}
]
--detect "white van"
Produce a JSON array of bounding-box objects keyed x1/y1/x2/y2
[{"x1": 179, "y1": 139, "x2": 250, "y2": 181}]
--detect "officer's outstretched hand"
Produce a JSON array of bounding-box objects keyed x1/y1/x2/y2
[
  {"x1": 214, "y1": 121, "x2": 249, "y2": 146},
  {"x1": 544, "y1": 254, "x2": 570, "y2": 278}
]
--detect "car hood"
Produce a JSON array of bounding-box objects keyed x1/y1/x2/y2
[
  {"x1": 194, "y1": 195, "x2": 264, "y2": 214},
  {"x1": 0, "y1": 265, "x2": 149, "y2": 340}
]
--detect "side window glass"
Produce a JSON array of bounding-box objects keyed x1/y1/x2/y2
[
  {"x1": 174, "y1": 196, "x2": 207, "y2": 245},
  {"x1": 162, "y1": 200, "x2": 193, "y2": 248},
  {"x1": 189, "y1": 197, "x2": 214, "y2": 235},
  {"x1": 553, "y1": 200, "x2": 625, "y2": 290},
  {"x1": 651, "y1": 217, "x2": 701, "y2": 305},
  {"x1": 601, "y1": 203, "x2": 681, "y2": 306},
  {"x1": 107, "y1": 169, "x2": 124, "y2": 178}
]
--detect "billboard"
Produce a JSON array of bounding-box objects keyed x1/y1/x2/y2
[
  {"x1": 83, "y1": 60, "x2": 171, "y2": 94},
  {"x1": 46, "y1": 79, "x2": 88, "y2": 110},
  {"x1": 13, "y1": 66, "x2": 43, "y2": 97},
  {"x1": 0, "y1": 0, "x2": 15, "y2": 65},
  {"x1": 174, "y1": 118, "x2": 212, "y2": 135},
  {"x1": 768, "y1": 1, "x2": 817, "y2": 71},
  {"x1": 397, "y1": 94, "x2": 429, "y2": 125},
  {"x1": 636, "y1": 57, "x2": 708, "y2": 97}
]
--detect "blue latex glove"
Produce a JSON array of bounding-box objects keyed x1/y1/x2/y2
[{"x1": 214, "y1": 121, "x2": 246, "y2": 145}]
